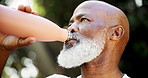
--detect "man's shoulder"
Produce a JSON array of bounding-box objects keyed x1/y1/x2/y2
[
  {"x1": 46, "y1": 74, "x2": 130, "y2": 78},
  {"x1": 77, "y1": 74, "x2": 130, "y2": 78},
  {"x1": 123, "y1": 74, "x2": 130, "y2": 78},
  {"x1": 46, "y1": 74, "x2": 70, "y2": 78}
]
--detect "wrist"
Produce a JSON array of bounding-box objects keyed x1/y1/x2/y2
[
  {"x1": 0, "y1": 48, "x2": 11, "y2": 75},
  {"x1": 0, "y1": 49, "x2": 10, "y2": 53},
  {"x1": 0, "y1": 47, "x2": 11, "y2": 53}
]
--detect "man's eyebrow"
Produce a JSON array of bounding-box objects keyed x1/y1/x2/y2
[
  {"x1": 69, "y1": 14, "x2": 86, "y2": 23},
  {"x1": 77, "y1": 14, "x2": 85, "y2": 18}
]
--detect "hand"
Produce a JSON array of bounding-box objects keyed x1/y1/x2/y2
[
  {"x1": 0, "y1": 33, "x2": 36, "y2": 52},
  {"x1": 0, "y1": 33, "x2": 36, "y2": 75},
  {"x1": 0, "y1": 5, "x2": 38, "y2": 52},
  {"x1": 18, "y1": 5, "x2": 39, "y2": 15}
]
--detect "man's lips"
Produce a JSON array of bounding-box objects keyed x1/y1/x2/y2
[{"x1": 65, "y1": 38, "x2": 79, "y2": 49}]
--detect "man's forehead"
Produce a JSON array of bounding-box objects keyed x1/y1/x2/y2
[
  {"x1": 70, "y1": 6, "x2": 95, "y2": 21},
  {"x1": 74, "y1": 1, "x2": 107, "y2": 11},
  {"x1": 70, "y1": 1, "x2": 109, "y2": 19},
  {"x1": 73, "y1": 2, "x2": 96, "y2": 14},
  {"x1": 73, "y1": 1, "x2": 120, "y2": 15},
  {"x1": 70, "y1": 11, "x2": 92, "y2": 22},
  {"x1": 73, "y1": 10, "x2": 91, "y2": 17}
]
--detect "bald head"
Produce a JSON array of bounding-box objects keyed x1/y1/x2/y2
[
  {"x1": 72, "y1": 0, "x2": 129, "y2": 45},
  {"x1": 74, "y1": 1, "x2": 129, "y2": 26}
]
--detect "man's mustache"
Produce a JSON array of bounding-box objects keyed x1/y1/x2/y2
[{"x1": 66, "y1": 33, "x2": 80, "y2": 42}]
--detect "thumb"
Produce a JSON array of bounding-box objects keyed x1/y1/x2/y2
[{"x1": 17, "y1": 37, "x2": 36, "y2": 47}]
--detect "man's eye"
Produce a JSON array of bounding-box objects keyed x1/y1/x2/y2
[{"x1": 80, "y1": 18, "x2": 90, "y2": 22}]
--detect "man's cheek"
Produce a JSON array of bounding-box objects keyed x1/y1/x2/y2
[{"x1": 79, "y1": 28, "x2": 96, "y2": 39}]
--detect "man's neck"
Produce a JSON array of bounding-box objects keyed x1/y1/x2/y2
[{"x1": 80, "y1": 51, "x2": 123, "y2": 78}]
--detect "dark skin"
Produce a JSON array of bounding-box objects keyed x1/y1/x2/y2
[
  {"x1": 0, "y1": 1, "x2": 129, "y2": 78},
  {"x1": 0, "y1": 5, "x2": 38, "y2": 76},
  {"x1": 68, "y1": 1, "x2": 129, "y2": 78}
]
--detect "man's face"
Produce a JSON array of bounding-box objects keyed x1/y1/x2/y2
[{"x1": 58, "y1": 4, "x2": 107, "y2": 68}]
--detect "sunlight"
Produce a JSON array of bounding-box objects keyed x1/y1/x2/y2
[
  {"x1": 135, "y1": 0, "x2": 143, "y2": 7},
  {"x1": 21, "y1": 57, "x2": 39, "y2": 78},
  {"x1": 5, "y1": 0, "x2": 33, "y2": 9}
]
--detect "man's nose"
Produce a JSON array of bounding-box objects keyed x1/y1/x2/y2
[{"x1": 68, "y1": 25, "x2": 79, "y2": 33}]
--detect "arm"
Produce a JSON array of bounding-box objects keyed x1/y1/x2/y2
[
  {"x1": 0, "y1": 4, "x2": 68, "y2": 42},
  {"x1": 0, "y1": 33, "x2": 36, "y2": 75}
]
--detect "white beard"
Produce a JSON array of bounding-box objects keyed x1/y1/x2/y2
[{"x1": 57, "y1": 31, "x2": 106, "y2": 68}]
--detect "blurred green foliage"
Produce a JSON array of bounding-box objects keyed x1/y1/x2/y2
[{"x1": 0, "y1": 0, "x2": 148, "y2": 78}]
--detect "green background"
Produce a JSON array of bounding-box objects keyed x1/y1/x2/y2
[{"x1": 0, "y1": 0, "x2": 148, "y2": 78}]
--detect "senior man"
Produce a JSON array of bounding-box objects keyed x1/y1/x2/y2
[
  {"x1": 55, "y1": 1, "x2": 130, "y2": 78},
  {"x1": 0, "y1": 1, "x2": 130, "y2": 78}
]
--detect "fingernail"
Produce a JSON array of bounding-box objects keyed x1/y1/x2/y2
[{"x1": 30, "y1": 37, "x2": 36, "y2": 43}]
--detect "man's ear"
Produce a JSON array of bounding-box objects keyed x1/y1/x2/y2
[{"x1": 110, "y1": 25, "x2": 124, "y2": 40}]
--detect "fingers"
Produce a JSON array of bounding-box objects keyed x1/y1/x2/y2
[
  {"x1": 2, "y1": 36, "x2": 19, "y2": 51},
  {"x1": 32, "y1": 11, "x2": 39, "y2": 16},
  {"x1": 18, "y1": 5, "x2": 39, "y2": 15},
  {"x1": 0, "y1": 33, "x2": 36, "y2": 51},
  {"x1": 18, "y1": 5, "x2": 32, "y2": 13},
  {"x1": 0, "y1": 33, "x2": 7, "y2": 42},
  {"x1": 17, "y1": 37, "x2": 36, "y2": 47},
  {"x1": 18, "y1": 5, "x2": 25, "y2": 11},
  {"x1": 25, "y1": 5, "x2": 32, "y2": 13}
]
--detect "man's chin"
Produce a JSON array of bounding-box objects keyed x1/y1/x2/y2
[
  {"x1": 57, "y1": 46, "x2": 83, "y2": 68},
  {"x1": 57, "y1": 38, "x2": 105, "y2": 68}
]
